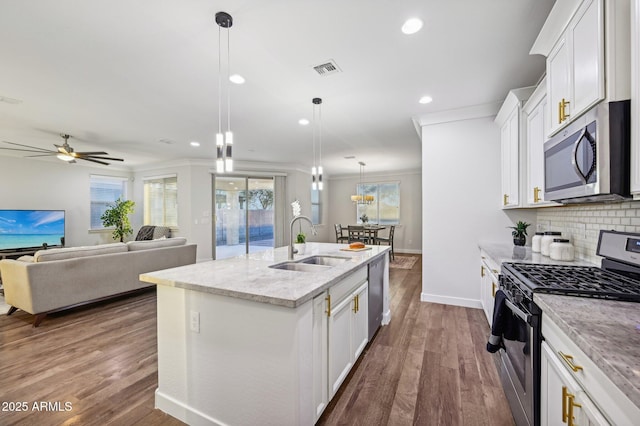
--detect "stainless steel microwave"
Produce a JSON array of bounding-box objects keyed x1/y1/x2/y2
[{"x1": 543, "y1": 100, "x2": 630, "y2": 204}]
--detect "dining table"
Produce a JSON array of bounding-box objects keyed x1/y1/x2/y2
[{"x1": 348, "y1": 224, "x2": 386, "y2": 244}]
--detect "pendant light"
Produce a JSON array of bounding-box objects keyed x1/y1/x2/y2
[
  {"x1": 311, "y1": 97, "x2": 324, "y2": 190},
  {"x1": 351, "y1": 161, "x2": 374, "y2": 204},
  {"x1": 215, "y1": 11, "x2": 233, "y2": 173}
]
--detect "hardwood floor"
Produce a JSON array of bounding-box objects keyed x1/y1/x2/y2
[{"x1": 0, "y1": 256, "x2": 513, "y2": 425}]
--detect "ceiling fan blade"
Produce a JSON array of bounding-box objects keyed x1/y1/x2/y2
[
  {"x1": 25, "y1": 154, "x2": 59, "y2": 158},
  {"x1": 1, "y1": 141, "x2": 55, "y2": 152},
  {"x1": 74, "y1": 151, "x2": 109, "y2": 156},
  {"x1": 0, "y1": 147, "x2": 57, "y2": 154},
  {"x1": 81, "y1": 155, "x2": 124, "y2": 162},
  {"x1": 80, "y1": 157, "x2": 110, "y2": 166}
]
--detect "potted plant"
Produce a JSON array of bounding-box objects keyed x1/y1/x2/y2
[
  {"x1": 509, "y1": 221, "x2": 530, "y2": 246},
  {"x1": 101, "y1": 198, "x2": 135, "y2": 242},
  {"x1": 294, "y1": 232, "x2": 306, "y2": 255}
]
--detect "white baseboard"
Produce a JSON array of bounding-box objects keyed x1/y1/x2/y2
[
  {"x1": 156, "y1": 389, "x2": 226, "y2": 426},
  {"x1": 396, "y1": 249, "x2": 422, "y2": 255},
  {"x1": 420, "y1": 292, "x2": 482, "y2": 309}
]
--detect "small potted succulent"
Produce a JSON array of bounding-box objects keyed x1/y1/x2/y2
[
  {"x1": 294, "y1": 232, "x2": 306, "y2": 255},
  {"x1": 509, "y1": 221, "x2": 530, "y2": 246}
]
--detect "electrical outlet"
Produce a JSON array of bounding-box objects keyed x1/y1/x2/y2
[
  {"x1": 190, "y1": 310, "x2": 200, "y2": 333},
  {"x1": 577, "y1": 223, "x2": 586, "y2": 239},
  {"x1": 537, "y1": 221, "x2": 550, "y2": 232}
]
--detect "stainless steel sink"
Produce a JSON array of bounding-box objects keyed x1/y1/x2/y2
[
  {"x1": 299, "y1": 255, "x2": 350, "y2": 266},
  {"x1": 269, "y1": 262, "x2": 331, "y2": 272}
]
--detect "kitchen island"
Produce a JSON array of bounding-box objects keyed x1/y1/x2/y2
[{"x1": 140, "y1": 242, "x2": 390, "y2": 426}]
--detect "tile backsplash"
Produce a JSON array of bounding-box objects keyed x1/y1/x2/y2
[{"x1": 536, "y1": 200, "x2": 640, "y2": 264}]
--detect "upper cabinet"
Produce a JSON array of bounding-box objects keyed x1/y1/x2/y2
[
  {"x1": 495, "y1": 87, "x2": 535, "y2": 209},
  {"x1": 547, "y1": 0, "x2": 604, "y2": 135},
  {"x1": 531, "y1": 0, "x2": 630, "y2": 136},
  {"x1": 523, "y1": 78, "x2": 557, "y2": 207},
  {"x1": 632, "y1": 0, "x2": 640, "y2": 196}
]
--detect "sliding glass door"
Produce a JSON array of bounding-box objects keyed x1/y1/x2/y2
[{"x1": 214, "y1": 176, "x2": 274, "y2": 259}]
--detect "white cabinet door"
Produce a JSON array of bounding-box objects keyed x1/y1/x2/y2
[
  {"x1": 526, "y1": 93, "x2": 546, "y2": 205},
  {"x1": 328, "y1": 293, "x2": 354, "y2": 398},
  {"x1": 501, "y1": 107, "x2": 520, "y2": 208},
  {"x1": 312, "y1": 292, "x2": 329, "y2": 421},
  {"x1": 352, "y1": 282, "x2": 368, "y2": 361},
  {"x1": 571, "y1": 0, "x2": 604, "y2": 116},
  {"x1": 548, "y1": 36, "x2": 571, "y2": 135},
  {"x1": 632, "y1": 0, "x2": 640, "y2": 195},
  {"x1": 540, "y1": 341, "x2": 610, "y2": 426},
  {"x1": 547, "y1": 0, "x2": 604, "y2": 136}
]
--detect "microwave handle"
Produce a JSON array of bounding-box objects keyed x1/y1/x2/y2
[{"x1": 571, "y1": 127, "x2": 596, "y2": 184}]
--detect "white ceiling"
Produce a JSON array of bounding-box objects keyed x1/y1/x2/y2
[{"x1": 0, "y1": 0, "x2": 554, "y2": 175}]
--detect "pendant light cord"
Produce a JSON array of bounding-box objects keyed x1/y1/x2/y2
[
  {"x1": 226, "y1": 21, "x2": 231, "y2": 133},
  {"x1": 218, "y1": 25, "x2": 222, "y2": 135}
]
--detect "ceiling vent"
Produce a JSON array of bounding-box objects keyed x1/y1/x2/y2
[{"x1": 313, "y1": 60, "x2": 342, "y2": 76}]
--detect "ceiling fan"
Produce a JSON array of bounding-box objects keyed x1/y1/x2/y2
[{"x1": 0, "y1": 134, "x2": 124, "y2": 166}]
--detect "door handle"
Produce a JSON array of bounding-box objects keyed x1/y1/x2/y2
[
  {"x1": 325, "y1": 294, "x2": 331, "y2": 317},
  {"x1": 533, "y1": 186, "x2": 541, "y2": 203},
  {"x1": 559, "y1": 351, "x2": 583, "y2": 372}
]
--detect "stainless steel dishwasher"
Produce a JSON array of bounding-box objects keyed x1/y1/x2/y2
[{"x1": 368, "y1": 256, "x2": 384, "y2": 341}]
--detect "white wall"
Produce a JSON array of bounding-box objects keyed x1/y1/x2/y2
[
  {"x1": 327, "y1": 170, "x2": 422, "y2": 253},
  {"x1": 421, "y1": 117, "x2": 534, "y2": 307},
  {"x1": 0, "y1": 156, "x2": 133, "y2": 247}
]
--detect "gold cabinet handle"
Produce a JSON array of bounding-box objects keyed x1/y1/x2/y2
[
  {"x1": 559, "y1": 351, "x2": 583, "y2": 372},
  {"x1": 353, "y1": 295, "x2": 358, "y2": 313},
  {"x1": 325, "y1": 294, "x2": 331, "y2": 317},
  {"x1": 481, "y1": 265, "x2": 485, "y2": 277},
  {"x1": 492, "y1": 282, "x2": 497, "y2": 298},
  {"x1": 562, "y1": 387, "x2": 581, "y2": 426},
  {"x1": 503, "y1": 194, "x2": 509, "y2": 206},
  {"x1": 562, "y1": 386, "x2": 569, "y2": 423},
  {"x1": 534, "y1": 186, "x2": 541, "y2": 203},
  {"x1": 559, "y1": 98, "x2": 571, "y2": 123}
]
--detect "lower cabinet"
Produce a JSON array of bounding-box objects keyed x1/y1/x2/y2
[
  {"x1": 480, "y1": 251, "x2": 500, "y2": 326},
  {"x1": 328, "y1": 281, "x2": 368, "y2": 398},
  {"x1": 540, "y1": 341, "x2": 608, "y2": 426},
  {"x1": 312, "y1": 267, "x2": 369, "y2": 421}
]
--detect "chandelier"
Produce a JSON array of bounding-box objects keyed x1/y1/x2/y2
[
  {"x1": 351, "y1": 161, "x2": 374, "y2": 204},
  {"x1": 215, "y1": 11, "x2": 233, "y2": 173}
]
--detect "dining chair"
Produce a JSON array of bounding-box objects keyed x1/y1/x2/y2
[
  {"x1": 348, "y1": 225, "x2": 369, "y2": 244},
  {"x1": 375, "y1": 225, "x2": 395, "y2": 260},
  {"x1": 334, "y1": 224, "x2": 349, "y2": 244}
]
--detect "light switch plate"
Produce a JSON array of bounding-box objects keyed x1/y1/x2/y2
[{"x1": 190, "y1": 310, "x2": 200, "y2": 333}]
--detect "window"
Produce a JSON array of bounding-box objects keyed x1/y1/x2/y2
[
  {"x1": 90, "y1": 175, "x2": 128, "y2": 229},
  {"x1": 311, "y1": 188, "x2": 322, "y2": 225},
  {"x1": 144, "y1": 175, "x2": 178, "y2": 227},
  {"x1": 355, "y1": 182, "x2": 400, "y2": 225}
]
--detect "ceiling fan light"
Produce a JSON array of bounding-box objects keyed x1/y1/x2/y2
[{"x1": 57, "y1": 153, "x2": 75, "y2": 162}]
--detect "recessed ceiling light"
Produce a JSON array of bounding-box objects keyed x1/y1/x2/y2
[
  {"x1": 298, "y1": 118, "x2": 310, "y2": 126},
  {"x1": 190, "y1": 141, "x2": 200, "y2": 147},
  {"x1": 419, "y1": 95, "x2": 433, "y2": 104},
  {"x1": 402, "y1": 18, "x2": 423, "y2": 35},
  {"x1": 229, "y1": 74, "x2": 245, "y2": 84}
]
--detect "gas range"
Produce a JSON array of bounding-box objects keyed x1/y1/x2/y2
[
  {"x1": 501, "y1": 230, "x2": 640, "y2": 303},
  {"x1": 493, "y1": 230, "x2": 640, "y2": 426}
]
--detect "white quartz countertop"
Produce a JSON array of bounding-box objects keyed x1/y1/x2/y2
[
  {"x1": 479, "y1": 242, "x2": 596, "y2": 267},
  {"x1": 534, "y1": 294, "x2": 640, "y2": 409},
  {"x1": 140, "y1": 242, "x2": 389, "y2": 308}
]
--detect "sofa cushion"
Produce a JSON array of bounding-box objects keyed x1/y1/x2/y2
[
  {"x1": 126, "y1": 237, "x2": 186, "y2": 251},
  {"x1": 34, "y1": 243, "x2": 127, "y2": 263},
  {"x1": 135, "y1": 225, "x2": 172, "y2": 241}
]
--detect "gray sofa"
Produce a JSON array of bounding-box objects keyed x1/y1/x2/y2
[{"x1": 0, "y1": 237, "x2": 197, "y2": 326}]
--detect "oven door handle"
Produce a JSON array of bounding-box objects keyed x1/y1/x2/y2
[{"x1": 505, "y1": 299, "x2": 532, "y2": 325}]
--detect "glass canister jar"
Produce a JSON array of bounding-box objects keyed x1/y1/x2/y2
[
  {"x1": 550, "y1": 239, "x2": 575, "y2": 261},
  {"x1": 531, "y1": 232, "x2": 544, "y2": 253},
  {"x1": 541, "y1": 231, "x2": 562, "y2": 256}
]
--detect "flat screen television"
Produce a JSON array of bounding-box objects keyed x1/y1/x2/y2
[{"x1": 0, "y1": 209, "x2": 65, "y2": 252}]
